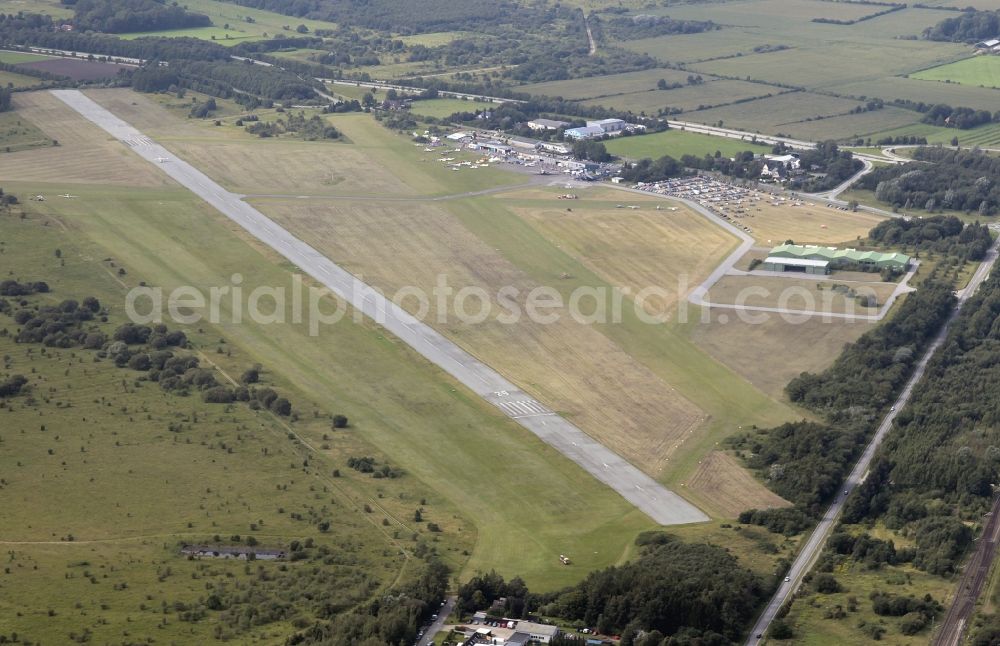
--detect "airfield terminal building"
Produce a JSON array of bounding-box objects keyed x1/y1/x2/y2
[{"x1": 762, "y1": 244, "x2": 910, "y2": 275}]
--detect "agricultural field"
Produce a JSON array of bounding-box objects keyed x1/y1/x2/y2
[
  {"x1": 828, "y1": 76, "x2": 1000, "y2": 113},
  {"x1": 679, "y1": 92, "x2": 863, "y2": 135},
  {"x1": 520, "y1": 68, "x2": 706, "y2": 100},
  {"x1": 775, "y1": 107, "x2": 923, "y2": 143},
  {"x1": 870, "y1": 121, "x2": 1000, "y2": 147},
  {"x1": 580, "y1": 81, "x2": 782, "y2": 115},
  {"x1": 912, "y1": 55, "x2": 1000, "y2": 89},
  {"x1": 0, "y1": 108, "x2": 664, "y2": 597},
  {"x1": 17, "y1": 58, "x2": 132, "y2": 81},
  {"x1": 604, "y1": 128, "x2": 770, "y2": 161},
  {"x1": 689, "y1": 40, "x2": 966, "y2": 91},
  {"x1": 0, "y1": 69, "x2": 42, "y2": 88}
]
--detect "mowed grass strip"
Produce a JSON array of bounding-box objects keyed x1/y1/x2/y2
[{"x1": 913, "y1": 55, "x2": 1000, "y2": 88}]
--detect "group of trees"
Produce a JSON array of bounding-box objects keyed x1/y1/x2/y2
[
  {"x1": 730, "y1": 275, "x2": 957, "y2": 512},
  {"x1": 921, "y1": 104, "x2": 997, "y2": 130},
  {"x1": 590, "y1": 11, "x2": 719, "y2": 40},
  {"x1": 451, "y1": 532, "x2": 769, "y2": 643},
  {"x1": 861, "y1": 147, "x2": 1000, "y2": 216},
  {"x1": 868, "y1": 215, "x2": 992, "y2": 260},
  {"x1": 924, "y1": 8, "x2": 1000, "y2": 41},
  {"x1": 69, "y1": 0, "x2": 211, "y2": 34},
  {"x1": 244, "y1": 111, "x2": 341, "y2": 140}
]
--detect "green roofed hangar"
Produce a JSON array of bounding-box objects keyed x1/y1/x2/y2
[{"x1": 762, "y1": 244, "x2": 910, "y2": 275}]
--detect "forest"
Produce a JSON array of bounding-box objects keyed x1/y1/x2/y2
[
  {"x1": 860, "y1": 147, "x2": 1000, "y2": 215},
  {"x1": 454, "y1": 532, "x2": 770, "y2": 644},
  {"x1": 924, "y1": 8, "x2": 1000, "y2": 41},
  {"x1": 868, "y1": 215, "x2": 992, "y2": 260},
  {"x1": 68, "y1": 0, "x2": 211, "y2": 34},
  {"x1": 589, "y1": 12, "x2": 719, "y2": 40}
]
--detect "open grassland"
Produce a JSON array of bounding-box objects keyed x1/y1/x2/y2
[
  {"x1": 830, "y1": 76, "x2": 1000, "y2": 113},
  {"x1": 2, "y1": 177, "x2": 658, "y2": 590},
  {"x1": 722, "y1": 200, "x2": 884, "y2": 246},
  {"x1": 0, "y1": 109, "x2": 52, "y2": 153},
  {"x1": 620, "y1": 29, "x2": 782, "y2": 65},
  {"x1": 918, "y1": 0, "x2": 1000, "y2": 9},
  {"x1": 254, "y1": 194, "x2": 711, "y2": 479},
  {"x1": 0, "y1": 211, "x2": 457, "y2": 644},
  {"x1": 647, "y1": 0, "x2": 890, "y2": 23},
  {"x1": 0, "y1": 69, "x2": 46, "y2": 88},
  {"x1": 690, "y1": 313, "x2": 875, "y2": 397},
  {"x1": 408, "y1": 97, "x2": 487, "y2": 118},
  {"x1": 520, "y1": 68, "x2": 708, "y2": 100},
  {"x1": 0, "y1": 93, "x2": 171, "y2": 187},
  {"x1": 397, "y1": 31, "x2": 474, "y2": 47},
  {"x1": 913, "y1": 55, "x2": 1000, "y2": 89},
  {"x1": 84, "y1": 89, "x2": 521, "y2": 196},
  {"x1": 686, "y1": 451, "x2": 790, "y2": 517},
  {"x1": 782, "y1": 557, "x2": 955, "y2": 645},
  {"x1": 679, "y1": 92, "x2": 863, "y2": 134},
  {"x1": 118, "y1": 0, "x2": 337, "y2": 42},
  {"x1": 605, "y1": 128, "x2": 769, "y2": 160},
  {"x1": 706, "y1": 274, "x2": 896, "y2": 313},
  {"x1": 690, "y1": 41, "x2": 967, "y2": 90},
  {"x1": 580, "y1": 81, "x2": 782, "y2": 115}
]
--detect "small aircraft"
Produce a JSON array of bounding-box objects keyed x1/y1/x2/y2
[
  {"x1": 60, "y1": 194, "x2": 77, "y2": 199},
  {"x1": 155, "y1": 156, "x2": 170, "y2": 163},
  {"x1": 32, "y1": 195, "x2": 45, "y2": 201}
]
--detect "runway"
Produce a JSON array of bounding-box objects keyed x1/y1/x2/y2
[{"x1": 52, "y1": 89, "x2": 709, "y2": 526}]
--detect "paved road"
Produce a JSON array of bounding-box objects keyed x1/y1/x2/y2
[
  {"x1": 744, "y1": 236, "x2": 1000, "y2": 645},
  {"x1": 934, "y1": 496, "x2": 1000, "y2": 646},
  {"x1": 52, "y1": 89, "x2": 708, "y2": 526},
  {"x1": 420, "y1": 596, "x2": 455, "y2": 645}
]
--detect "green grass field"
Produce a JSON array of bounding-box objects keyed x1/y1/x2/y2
[
  {"x1": 604, "y1": 128, "x2": 770, "y2": 160},
  {"x1": 913, "y1": 55, "x2": 1000, "y2": 89},
  {"x1": 407, "y1": 97, "x2": 487, "y2": 119},
  {"x1": 118, "y1": 25, "x2": 262, "y2": 45},
  {"x1": 0, "y1": 50, "x2": 54, "y2": 64}
]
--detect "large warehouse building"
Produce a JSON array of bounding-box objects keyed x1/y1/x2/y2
[{"x1": 762, "y1": 244, "x2": 910, "y2": 275}]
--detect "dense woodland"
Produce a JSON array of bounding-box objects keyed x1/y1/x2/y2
[
  {"x1": 860, "y1": 147, "x2": 1000, "y2": 215},
  {"x1": 456, "y1": 533, "x2": 771, "y2": 644},
  {"x1": 868, "y1": 215, "x2": 992, "y2": 260},
  {"x1": 67, "y1": 0, "x2": 211, "y2": 34},
  {"x1": 590, "y1": 11, "x2": 719, "y2": 40},
  {"x1": 925, "y1": 8, "x2": 1000, "y2": 41}
]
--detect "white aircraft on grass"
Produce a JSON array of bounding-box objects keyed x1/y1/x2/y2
[
  {"x1": 156, "y1": 156, "x2": 170, "y2": 163},
  {"x1": 60, "y1": 194, "x2": 77, "y2": 199}
]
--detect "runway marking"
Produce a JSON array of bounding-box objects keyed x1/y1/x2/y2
[
  {"x1": 122, "y1": 136, "x2": 153, "y2": 147},
  {"x1": 496, "y1": 400, "x2": 554, "y2": 418}
]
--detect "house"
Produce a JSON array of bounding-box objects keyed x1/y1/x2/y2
[
  {"x1": 527, "y1": 118, "x2": 570, "y2": 131},
  {"x1": 508, "y1": 621, "x2": 559, "y2": 643}
]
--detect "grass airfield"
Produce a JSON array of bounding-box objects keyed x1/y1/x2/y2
[{"x1": 0, "y1": 89, "x2": 892, "y2": 636}]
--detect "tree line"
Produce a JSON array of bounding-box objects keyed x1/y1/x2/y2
[{"x1": 860, "y1": 147, "x2": 1000, "y2": 216}]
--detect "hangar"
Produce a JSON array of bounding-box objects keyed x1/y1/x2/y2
[{"x1": 763, "y1": 244, "x2": 910, "y2": 274}]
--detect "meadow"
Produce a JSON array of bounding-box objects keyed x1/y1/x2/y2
[
  {"x1": 0, "y1": 50, "x2": 54, "y2": 64},
  {"x1": 0, "y1": 109, "x2": 53, "y2": 152},
  {"x1": 408, "y1": 97, "x2": 487, "y2": 118},
  {"x1": 679, "y1": 92, "x2": 863, "y2": 134},
  {"x1": 913, "y1": 55, "x2": 1000, "y2": 89},
  {"x1": 829, "y1": 76, "x2": 1000, "y2": 113},
  {"x1": 604, "y1": 128, "x2": 770, "y2": 160}
]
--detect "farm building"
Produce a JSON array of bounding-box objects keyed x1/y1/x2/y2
[
  {"x1": 527, "y1": 118, "x2": 570, "y2": 130},
  {"x1": 763, "y1": 244, "x2": 910, "y2": 273},
  {"x1": 975, "y1": 38, "x2": 1000, "y2": 50}
]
